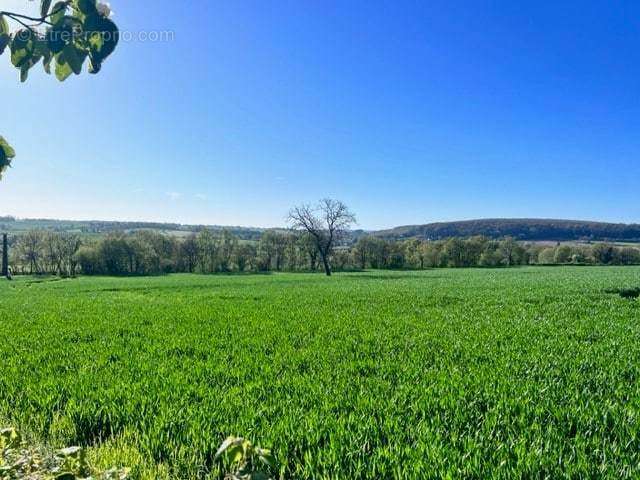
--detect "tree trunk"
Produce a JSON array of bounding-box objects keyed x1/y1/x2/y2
[
  {"x1": 321, "y1": 252, "x2": 331, "y2": 276},
  {"x1": 2, "y1": 234, "x2": 8, "y2": 278}
]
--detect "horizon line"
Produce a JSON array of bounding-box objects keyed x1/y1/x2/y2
[{"x1": 1, "y1": 214, "x2": 639, "y2": 232}]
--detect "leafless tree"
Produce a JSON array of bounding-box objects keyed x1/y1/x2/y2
[
  {"x1": 43, "y1": 232, "x2": 63, "y2": 275},
  {"x1": 58, "y1": 234, "x2": 82, "y2": 277},
  {"x1": 288, "y1": 199, "x2": 356, "y2": 276},
  {"x1": 17, "y1": 230, "x2": 44, "y2": 274}
]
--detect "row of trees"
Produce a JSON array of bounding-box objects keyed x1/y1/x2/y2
[
  {"x1": 353, "y1": 236, "x2": 640, "y2": 269},
  {"x1": 7, "y1": 229, "x2": 338, "y2": 276},
  {"x1": 8, "y1": 229, "x2": 640, "y2": 277},
  {"x1": 9, "y1": 231, "x2": 81, "y2": 276}
]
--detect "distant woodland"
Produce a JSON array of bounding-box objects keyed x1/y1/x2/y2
[
  {"x1": 376, "y1": 218, "x2": 640, "y2": 242},
  {"x1": 2, "y1": 217, "x2": 639, "y2": 243}
]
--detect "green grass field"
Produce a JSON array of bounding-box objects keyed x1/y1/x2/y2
[{"x1": 2, "y1": 268, "x2": 640, "y2": 478}]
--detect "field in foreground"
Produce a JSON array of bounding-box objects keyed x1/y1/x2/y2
[{"x1": 1, "y1": 268, "x2": 640, "y2": 479}]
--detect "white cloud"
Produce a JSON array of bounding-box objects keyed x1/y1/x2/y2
[
  {"x1": 195, "y1": 193, "x2": 207, "y2": 200},
  {"x1": 166, "y1": 191, "x2": 182, "y2": 201}
]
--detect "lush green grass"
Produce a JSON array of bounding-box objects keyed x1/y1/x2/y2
[{"x1": 1, "y1": 268, "x2": 640, "y2": 479}]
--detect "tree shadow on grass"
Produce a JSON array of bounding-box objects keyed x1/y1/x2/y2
[{"x1": 604, "y1": 287, "x2": 640, "y2": 299}]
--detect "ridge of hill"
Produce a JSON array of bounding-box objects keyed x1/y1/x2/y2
[
  {"x1": 374, "y1": 218, "x2": 640, "y2": 242},
  {"x1": 2, "y1": 216, "x2": 639, "y2": 243},
  {"x1": 0, "y1": 216, "x2": 264, "y2": 240}
]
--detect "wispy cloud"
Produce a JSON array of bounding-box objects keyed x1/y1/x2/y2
[
  {"x1": 194, "y1": 193, "x2": 207, "y2": 200},
  {"x1": 166, "y1": 191, "x2": 182, "y2": 201}
]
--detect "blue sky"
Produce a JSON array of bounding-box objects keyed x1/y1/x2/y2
[{"x1": 1, "y1": 1, "x2": 639, "y2": 229}]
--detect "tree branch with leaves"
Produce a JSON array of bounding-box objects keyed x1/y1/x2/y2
[{"x1": 0, "y1": 0, "x2": 119, "y2": 179}]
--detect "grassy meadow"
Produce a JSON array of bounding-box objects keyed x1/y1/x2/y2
[{"x1": 1, "y1": 267, "x2": 640, "y2": 478}]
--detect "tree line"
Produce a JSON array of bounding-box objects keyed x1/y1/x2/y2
[
  {"x1": 352, "y1": 236, "x2": 640, "y2": 268},
  {"x1": 379, "y1": 218, "x2": 640, "y2": 243},
  {"x1": 6, "y1": 230, "x2": 640, "y2": 277}
]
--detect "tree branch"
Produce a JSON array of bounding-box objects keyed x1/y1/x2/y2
[
  {"x1": 0, "y1": 3, "x2": 70, "y2": 27},
  {"x1": 1, "y1": 12, "x2": 52, "y2": 26}
]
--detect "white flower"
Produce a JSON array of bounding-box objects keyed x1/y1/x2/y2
[{"x1": 96, "y1": 2, "x2": 113, "y2": 18}]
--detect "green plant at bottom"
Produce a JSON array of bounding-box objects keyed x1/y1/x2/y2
[
  {"x1": 0, "y1": 427, "x2": 128, "y2": 480},
  {"x1": 215, "y1": 437, "x2": 278, "y2": 480}
]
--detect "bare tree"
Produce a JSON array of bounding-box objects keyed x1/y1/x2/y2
[
  {"x1": 288, "y1": 199, "x2": 356, "y2": 276},
  {"x1": 43, "y1": 232, "x2": 63, "y2": 275},
  {"x1": 58, "y1": 234, "x2": 82, "y2": 277},
  {"x1": 17, "y1": 230, "x2": 44, "y2": 275}
]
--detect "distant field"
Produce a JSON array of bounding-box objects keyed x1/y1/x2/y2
[{"x1": 2, "y1": 268, "x2": 640, "y2": 478}]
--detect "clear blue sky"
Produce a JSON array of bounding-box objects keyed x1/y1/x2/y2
[{"x1": 1, "y1": 1, "x2": 639, "y2": 229}]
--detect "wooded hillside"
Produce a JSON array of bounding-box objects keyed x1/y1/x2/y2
[{"x1": 375, "y1": 219, "x2": 640, "y2": 242}]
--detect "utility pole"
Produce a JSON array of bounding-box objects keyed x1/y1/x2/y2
[{"x1": 2, "y1": 233, "x2": 8, "y2": 278}]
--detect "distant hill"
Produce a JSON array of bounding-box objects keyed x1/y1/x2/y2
[
  {"x1": 374, "y1": 219, "x2": 640, "y2": 243},
  {"x1": 2, "y1": 216, "x2": 640, "y2": 243},
  {"x1": 0, "y1": 217, "x2": 264, "y2": 241}
]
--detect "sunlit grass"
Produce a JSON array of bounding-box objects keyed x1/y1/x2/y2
[{"x1": 1, "y1": 268, "x2": 640, "y2": 478}]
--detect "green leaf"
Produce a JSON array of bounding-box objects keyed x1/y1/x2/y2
[
  {"x1": 0, "y1": 137, "x2": 16, "y2": 160},
  {"x1": 88, "y1": 55, "x2": 101, "y2": 73},
  {"x1": 41, "y1": 0, "x2": 53, "y2": 18},
  {"x1": 62, "y1": 44, "x2": 86, "y2": 75},
  {"x1": 0, "y1": 14, "x2": 9, "y2": 56},
  {"x1": 0, "y1": 34, "x2": 9, "y2": 57},
  {"x1": 0, "y1": 427, "x2": 21, "y2": 449},
  {"x1": 0, "y1": 149, "x2": 8, "y2": 176},
  {"x1": 76, "y1": 0, "x2": 98, "y2": 16},
  {"x1": 87, "y1": 26, "x2": 104, "y2": 51},
  {"x1": 0, "y1": 14, "x2": 9, "y2": 35},
  {"x1": 50, "y1": 1, "x2": 68, "y2": 26},
  {"x1": 11, "y1": 30, "x2": 36, "y2": 68},
  {"x1": 43, "y1": 48, "x2": 53, "y2": 74},
  {"x1": 46, "y1": 28, "x2": 65, "y2": 54},
  {"x1": 215, "y1": 436, "x2": 249, "y2": 465},
  {"x1": 215, "y1": 437, "x2": 242, "y2": 459},
  {"x1": 47, "y1": 16, "x2": 79, "y2": 54},
  {"x1": 55, "y1": 54, "x2": 73, "y2": 81},
  {"x1": 35, "y1": 36, "x2": 51, "y2": 62},
  {"x1": 227, "y1": 444, "x2": 245, "y2": 463},
  {"x1": 84, "y1": 14, "x2": 118, "y2": 64},
  {"x1": 12, "y1": 34, "x2": 44, "y2": 81},
  {"x1": 20, "y1": 64, "x2": 29, "y2": 82},
  {"x1": 257, "y1": 449, "x2": 277, "y2": 471}
]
